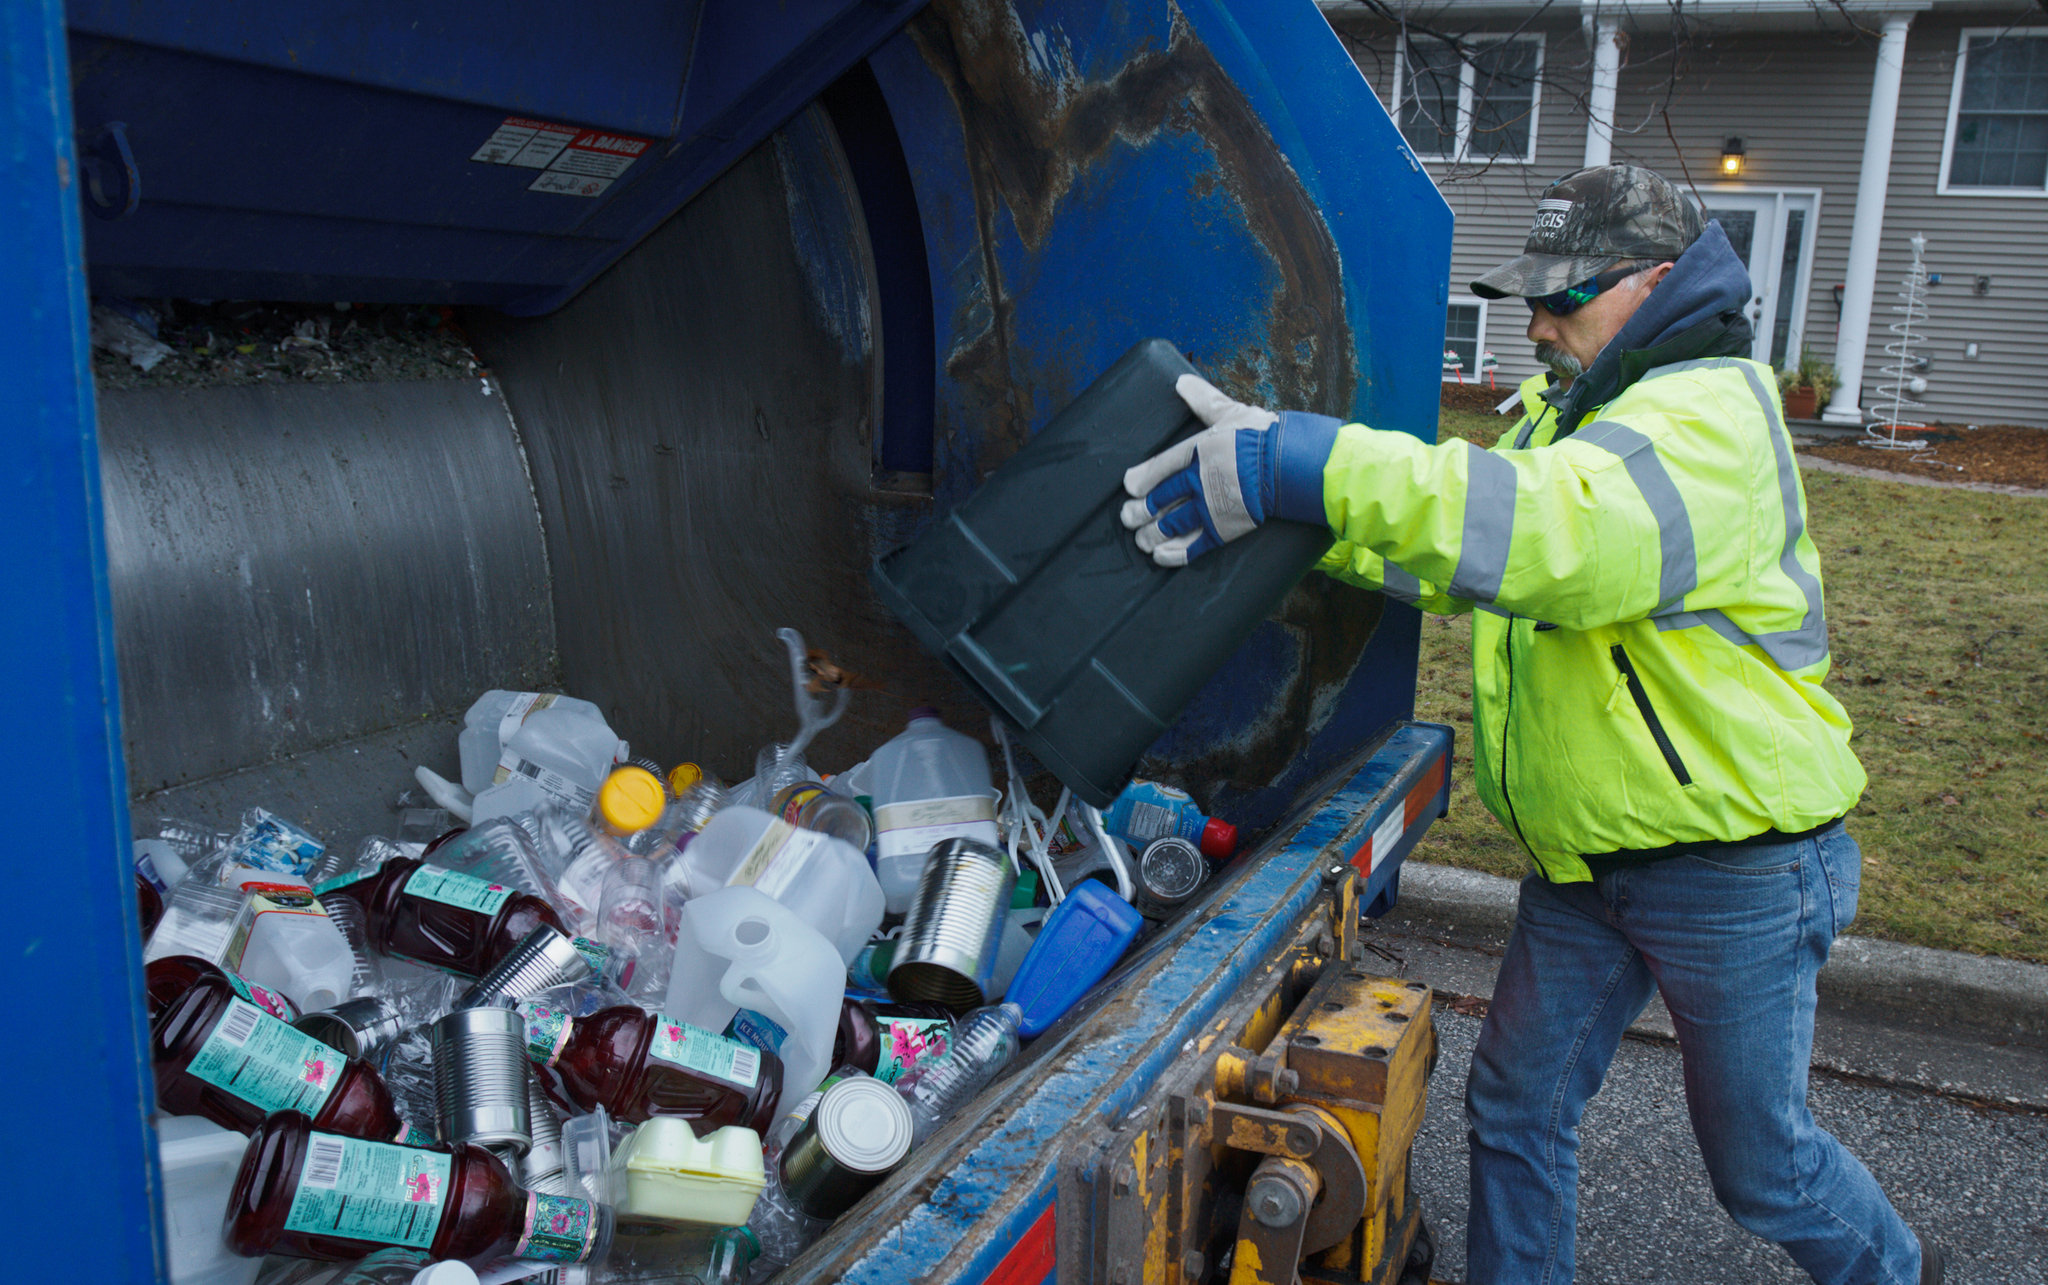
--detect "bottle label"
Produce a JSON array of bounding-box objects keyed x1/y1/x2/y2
[
  {"x1": 283, "y1": 1133, "x2": 450, "y2": 1250},
  {"x1": 402, "y1": 865, "x2": 514, "y2": 916},
  {"x1": 1121, "y1": 799, "x2": 1183, "y2": 843},
  {"x1": 648, "y1": 1013, "x2": 760, "y2": 1089},
  {"x1": 739, "y1": 825, "x2": 836, "y2": 903},
  {"x1": 398, "y1": 1121, "x2": 437, "y2": 1148},
  {"x1": 516, "y1": 1000, "x2": 575, "y2": 1066},
  {"x1": 492, "y1": 750, "x2": 597, "y2": 815},
  {"x1": 726, "y1": 1008, "x2": 789, "y2": 1056},
  {"x1": 570, "y1": 936, "x2": 611, "y2": 976},
  {"x1": 774, "y1": 783, "x2": 830, "y2": 823},
  {"x1": 497, "y1": 691, "x2": 559, "y2": 745},
  {"x1": 312, "y1": 868, "x2": 377, "y2": 898},
  {"x1": 222, "y1": 969, "x2": 301, "y2": 1023},
  {"x1": 186, "y1": 999, "x2": 344, "y2": 1117},
  {"x1": 878, "y1": 1017, "x2": 952, "y2": 1085},
  {"x1": 223, "y1": 881, "x2": 336, "y2": 972},
  {"x1": 515, "y1": 1191, "x2": 600, "y2": 1261},
  {"x1": 874, "y1": 795, "x2": 999, "y2": 861}
]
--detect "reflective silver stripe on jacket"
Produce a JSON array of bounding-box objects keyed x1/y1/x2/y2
[
  {"x1": 1380, "y1": 561, "x2": 1422, "y2": 604},
  {"x1": 1450, "y1": 445, "x2": 1517, "y2": 602},
  {"x1": 1571, "y1": 419, "x2": 1698, "y2": 615},
  {"x1": 1637, "y1": 358, "x2": 1831, "y2": 671}
]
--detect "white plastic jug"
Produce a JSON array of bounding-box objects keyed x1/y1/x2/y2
[
  {"x1": 468, "y1": 698, "x2": 628, "y2": 824},
  {"x1": 232, "y1": 873, "x2": 356, "y2": 1011},
  {"x1": 679, "y1": 805, "x2": 884, "y2": 964},
  {"x1": 458, "y1": 690, "x2": 611, "y2": 794},
  {"x1": 158, "y1": 1115, "x2": 262, "y2": 1285},
  {"x1": 868, "y1": 709, "x2": 1000, "y2": 913},
  {"x1": 663, "y1": 887, "x2": 841, "y2": 1113}
]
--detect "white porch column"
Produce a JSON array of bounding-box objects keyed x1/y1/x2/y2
[
  {"x1": 1823, "y1": 13, "x2": 1913, "y2": 423},
  {"x1": 1584, "y1": 17, "x2": 1621, "y2": 168}
]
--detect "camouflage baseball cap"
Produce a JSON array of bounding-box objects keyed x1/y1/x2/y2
[{"x1": 1470, "y1": 164, "x2": 1705, "y2": 299}]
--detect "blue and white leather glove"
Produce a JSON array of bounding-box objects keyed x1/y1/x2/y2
[{"x1": 1119, "y1": 374, "x2": 1340, "y2": 567}]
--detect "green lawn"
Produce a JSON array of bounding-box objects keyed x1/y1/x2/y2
[{"x1": 1408, "y1": 408, "x2": 2048, "y2": 963}]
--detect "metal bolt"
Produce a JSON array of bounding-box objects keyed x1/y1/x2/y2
[
  {"x1": 1113, "y1": 1163, "x2": 1135, "y2": 1195},
  {"x1": 1185, "y1": 1100, "x2": 1208, "y2": 1126},
  {"x1": 1315, "y1": 931, "x2": 1337, "y2": 956},
  {"x1": 1277, "y1": 1069, "x2": 1300, "y2": 1094},
  {"x1": 1181, "y1": 1249, "x2": 1207, "y2": 1280},
  {"x1": 1248, "y1": 1175, "x2": 1306, "y2": 1228}
]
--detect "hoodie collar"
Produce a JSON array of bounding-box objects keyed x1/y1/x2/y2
[{"x1": 1542, "y1": 221, "x2": 1756, "y2": 435}]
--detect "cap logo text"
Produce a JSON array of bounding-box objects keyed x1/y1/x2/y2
[{"x1": 1532, "y1": 198, "x2": 1573, "y2": 232}]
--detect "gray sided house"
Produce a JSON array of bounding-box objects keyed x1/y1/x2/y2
[{"x1": 1320, "y1": 0, "x2": 2048, "y2": 429}]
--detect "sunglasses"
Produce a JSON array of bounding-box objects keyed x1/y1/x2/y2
[{"x1": 1525, "y1": 263, "x2": 1645, "y2": 317}]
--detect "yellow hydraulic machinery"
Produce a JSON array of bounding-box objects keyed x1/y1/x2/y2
[{"x1": 1070, "y1": 865, "x2": 1440, "y2": 1285}]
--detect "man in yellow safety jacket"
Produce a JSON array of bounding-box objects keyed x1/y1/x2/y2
[{"x1": 1121, "y1": 164, "x2": 1935, "y2": 1285}]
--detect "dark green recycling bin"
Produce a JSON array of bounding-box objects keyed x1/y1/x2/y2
[{"x1": 869, "y1": 340, "x2": 1333, "y2": 807}]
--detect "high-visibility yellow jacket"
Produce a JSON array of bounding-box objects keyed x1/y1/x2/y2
[{"x1": 1316, "y1": 362, "x2": 1865, "y2": 883}]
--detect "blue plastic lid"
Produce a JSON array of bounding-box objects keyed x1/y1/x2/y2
[{"x1": 1006, "y1": 880, "x2": 1144, "y2": 1038}]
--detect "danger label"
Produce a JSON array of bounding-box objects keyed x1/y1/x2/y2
[{"x1": 470, "y1": 116, "x2": 652, "y2": 198}]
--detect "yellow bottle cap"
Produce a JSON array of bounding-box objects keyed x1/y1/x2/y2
[
  {"x1": 598, "y1": 766, "x2": 667, "y2": 834},
  {"x1": 667, "y1": 762, "x2": 704, "y2": 795}
]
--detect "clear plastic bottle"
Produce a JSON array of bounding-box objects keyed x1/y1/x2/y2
[
  {"x1": 743, "y1": 1153, "x2": 826, "y2": 1278},
  {"x1": 892, "y1": 1002, "x2": 1023, "y2": 1144},
  {"x1": 531, "y1": 804, "x2": 634, "y2": 936},
  {"x1": 867, "y1": 710, "x2": 1000, "y2": 914},
  {"x1": 594, "y1": 858, "x2": 668, "y2": 1001},
  {"x1": 427, "y1": 817, "x2": 564, "y2": 909}
]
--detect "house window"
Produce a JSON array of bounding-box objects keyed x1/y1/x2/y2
[
  {"x1": 1941, "y1": 31, "x2": 2048, "y2": 194},
  {"x1": 1396, "y1": 34, "x2": 1543, "y2": 164},
  {"x1": 1443, "y1": 301, "x2": 1486, "y2": 382}
]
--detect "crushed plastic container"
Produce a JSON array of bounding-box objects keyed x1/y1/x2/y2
[
  {"x1": 468, "y1": 695, "x2": 628, "y2": 824},
  {"x1": 677, "y1": 805, "x2": 884, "y2": 964},
  {"x1": 869, "y1": 339, "x2": 1333, "y2": 806},
  {"x1": 157, "y1": 1114, "x2": 263, "y2": 1285},
  {"x1": 608, "y1": 1117, "x2": 766, "y2": 1225}
]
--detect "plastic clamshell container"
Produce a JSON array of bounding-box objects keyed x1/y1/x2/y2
[
  {"x1": 1005, "y1": 881, "x2": 1146, "y2": 1039},
  {"x1": 608, "y1": 1117, "x2": 767, "y2": 1226},
  {"x1": 157, "y1": 1115, "x2": 263, "y2": 1285},
  {"x1": 869, "y1": 339, "x2": 1333, "y2": 806}
]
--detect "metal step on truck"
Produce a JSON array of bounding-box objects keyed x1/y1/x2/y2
[{"x1": 10, "y1": 0, "x2": 1458, "y2": 1280}]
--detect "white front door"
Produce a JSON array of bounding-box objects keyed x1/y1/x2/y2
[{"x1": 1694, "y1": 188, "x2": 1821, "y2": 370}]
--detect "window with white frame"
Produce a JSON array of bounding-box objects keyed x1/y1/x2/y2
[
  {"x1": 1941, "y1": 30, "x2": 2048, "y2": 193},
  {"x1": 1396, "y1": 34, "x2": 1543, "y2": 164},
  {"x1": 1443, "y1": 301, "x2": 1487, "y2": 382}
]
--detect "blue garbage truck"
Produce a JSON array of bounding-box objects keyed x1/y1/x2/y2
[{"x1": 8, "y1": 0, "x2": 1456, "y2": 1279}]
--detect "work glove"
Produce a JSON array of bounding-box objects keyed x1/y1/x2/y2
[{"x1": 1119, "y1": 374, "x2": 1340, "y2": 567}]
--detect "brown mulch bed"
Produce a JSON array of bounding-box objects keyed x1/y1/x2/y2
[
  {"x1": 1440, "y1": 381, "x2": 1517, "y2": 412},
  {"x1": 1801, "y1": 425, "x2": 2048, "y2": 490}
]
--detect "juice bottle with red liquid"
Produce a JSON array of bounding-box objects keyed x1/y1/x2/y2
[
  {"x1": 226, "y1": 1110, "x2": 611, "y2": 1266},
  {"x1": 831, "y1": 999, "x2": 954, "y2": 1086},
  {"x1": 315, "y1": 856, "x2": 564, "y2": 978},
  {"x1": 517, "y1": 1001, "x2": 781, "y2": 1135},
  {"x1": 146, "y1": 954, "x2": 301, "y2": 1023},
  {"x1": 152, "y1": 966, "x2": 407, "y2": 1139},
  {"x1": 137, "y1": 871, "x2": 164, "y2": 936}
]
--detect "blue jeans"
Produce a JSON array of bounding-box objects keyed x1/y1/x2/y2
[{"x1": 1465, "y1": 825, "x2": 1920, "y2": 1284}]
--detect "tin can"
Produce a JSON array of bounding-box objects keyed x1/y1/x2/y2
[
  {"x1": 432, "y1": 1006, "x2": 532, "y2": 1154},
  {"x1": 779, "y1": 1075, "x2": 915, "y2": 1219},
  {"x1": 888, "y1": 838, "x2": 1015, "y2": 1013},
  {"x1": 292, "y1": 995, "x2": 405, "y2": 1060},
  {"x1": 455, "y1": 924, "x2": 598, "y2": 1010},
  {"x1": 1135, "y1": 836, "x2": 1207, "y2": 917}
]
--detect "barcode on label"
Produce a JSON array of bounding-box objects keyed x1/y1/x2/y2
[
  {"x1": 517, "y1": 760, "x2": 543, "y2": 780},
  {"x1": 303, "y1": 1136, "x2": 346, "y2": 1188},
  {"x1": 217, "y1": 1002, "x2": 261, "y2": 1046},
  {"x1": 1126, "y1": 800, "x2": 1175, "y2": 841},
  {"x1": 730, "y1": 1047, "x2": 761, "y2": 1085}
]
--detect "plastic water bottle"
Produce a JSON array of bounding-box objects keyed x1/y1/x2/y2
[
  {"x1": 1101, "y1": 779, "x2": 1238, "y2": 858},
  {"x1": 893, "y1": 1002, "x2": 1023, "y2": 1144},
  {"x1": 594, "y1": 858, "x2": 669, "y2": 1000},
  {"x1": 426, "y1": 817, "x2": 563, "y2": 908},
  {"x1": 530, "y1": 804, "x2": 634, "y2": 935},
  {"x1": 867, "y1": 709, "x2": 1000, "y2": 914},
  {"x1": 469, "y1": 698, "x2": 628, "y2": 825}
]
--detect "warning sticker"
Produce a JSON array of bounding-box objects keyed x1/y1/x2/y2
[{"x1": 471, "y1": 116, "x2": 653, "y2": 198}]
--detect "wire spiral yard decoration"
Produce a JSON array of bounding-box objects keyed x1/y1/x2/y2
[{"x1": 1866, "y1": 233, "x2": 1931, "y2": 454}]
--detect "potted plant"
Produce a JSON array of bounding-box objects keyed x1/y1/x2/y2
[{"x1": 1778, "y1": 350, "x2": 1836, "y2": 420}]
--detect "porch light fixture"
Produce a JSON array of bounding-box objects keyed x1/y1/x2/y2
[{"x1": 1720, "y1": 136, "x2": 1746, "y2": 176}]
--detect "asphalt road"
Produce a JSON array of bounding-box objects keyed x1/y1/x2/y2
[{"x1": 1409, "y1": 992, "x2": 2048, "y2": 1285}]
